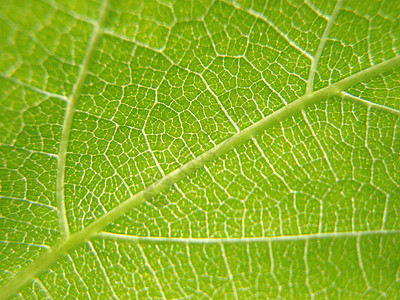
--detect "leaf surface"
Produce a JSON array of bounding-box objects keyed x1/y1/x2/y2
[{"x1": 1, "y1": 0, "x2": 400, "y2": 298}]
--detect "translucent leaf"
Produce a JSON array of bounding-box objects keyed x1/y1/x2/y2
[{"x1": 1, "y1": 0, "x2": 400, "y2": 298}]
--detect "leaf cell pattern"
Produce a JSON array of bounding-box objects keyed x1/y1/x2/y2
[{"x1": 1, "y1": 0, "x2": 400, "y2": 298}]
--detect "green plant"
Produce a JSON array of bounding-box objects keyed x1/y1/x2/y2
[{"x1": 1, "y1": 0, "x2": 399, "y2": 298}]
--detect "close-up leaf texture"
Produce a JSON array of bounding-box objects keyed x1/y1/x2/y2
[{"x1": 0, "y1": 0, "x2": 400, "y2": 298}]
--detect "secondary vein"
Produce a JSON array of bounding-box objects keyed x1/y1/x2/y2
[
  {"x1": 55, "y1": 0, "x2": 111, "y2": 238},
  {"x1": 229, "y1": 0, "x2": 313, "y2": 61},
  {"x1": 341, "y1": 91, "x2": 400, "y2": 116},
  {"x1": 306, "y1": 0, "x2": 343, "y2": 94},
  {"x1": 95, "y1": 230, "x2": 400, "y2": 245}
]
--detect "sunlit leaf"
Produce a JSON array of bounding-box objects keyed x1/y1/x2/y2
[{"x1": 1, "y1": 0, "x2": 400, "y2": 298}]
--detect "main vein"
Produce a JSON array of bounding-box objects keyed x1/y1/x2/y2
[
  {"x1": 55, "y1": 0, "x2": 111, "y2": 238},
  {"x1": 1, "y1": 54, "x2": 399, "y2": 300}
]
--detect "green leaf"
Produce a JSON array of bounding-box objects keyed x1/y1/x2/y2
[{"x1": 1, "y1": 0, "x2": 400, "y2": 298}]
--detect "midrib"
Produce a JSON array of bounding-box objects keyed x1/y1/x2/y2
[{"x1": 1, "y1": 55, "x2": 399, "y2": 299}]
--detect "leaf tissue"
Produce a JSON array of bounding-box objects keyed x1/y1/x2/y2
[{"x1": 1, "y1": 0, "x2": 400, "y2": 298}]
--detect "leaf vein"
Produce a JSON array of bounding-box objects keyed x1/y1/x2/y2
[
  {"x1": 56, "y1": 0, "x2": 111, "y2": 238},
  {"x1": 228, "y1": 0, "x2": 313, "y2": 61},
  {"x1": 1, "y1": 55, "x2": 399, "y2": 300},
  {"x1": 95, "y1": 230, "x2": 400, "y2": 245},
  {"x1": 306, "y1": 0, "x2": 343, "y2": 93}
]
